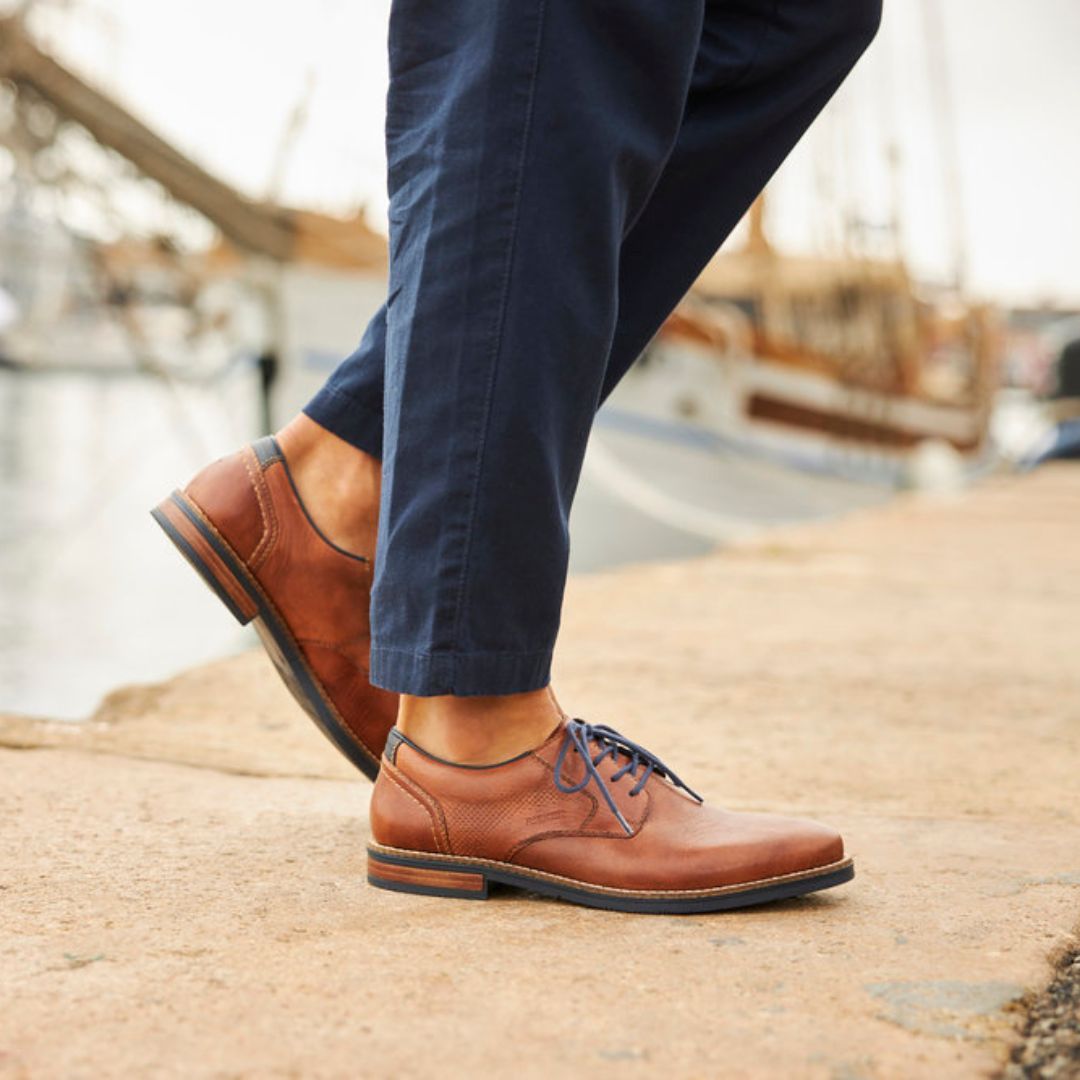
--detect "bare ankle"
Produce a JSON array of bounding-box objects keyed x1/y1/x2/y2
[
  {"x1": 397, "y1": 687, "x2": 563, "y2": 765},
  {"x1": 276, "y1": 413, "x2": 381, "y2": 556}
]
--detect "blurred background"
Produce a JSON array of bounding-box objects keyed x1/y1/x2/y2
[{"x1": 1, "y1": 0, "x2": 1077, "y2": 720}]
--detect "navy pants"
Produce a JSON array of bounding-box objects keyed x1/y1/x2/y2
[{"x1": 305, "y1": 0, "x2": 882, "y2": 696}]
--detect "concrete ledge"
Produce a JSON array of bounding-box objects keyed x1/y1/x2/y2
[{"x1": 2, "y1": 465, "x2": 1078, "y2": 1077}]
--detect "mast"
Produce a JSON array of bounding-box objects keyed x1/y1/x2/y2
[
  {"x1": 920, "y1": 0, "x2": 967, "y2": 293},
  {"x1": 746, "y1": 193, "x2": 771, "y2": 255}
]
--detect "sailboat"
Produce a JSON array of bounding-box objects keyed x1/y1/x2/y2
[
  {"x1": 625, "y1": 1, "x2": 1001, "y2": 483},
  {"x1": 633, "y1": 194, "x2": 1000, "y2": 482}
]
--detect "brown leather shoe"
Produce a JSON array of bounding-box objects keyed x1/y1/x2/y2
[
  {"x1": 151, "y1": 435, "x2": 396, "y2": 779},
  {"x1": 367, "y1": 719, "x2": 852, "y2": 912}
]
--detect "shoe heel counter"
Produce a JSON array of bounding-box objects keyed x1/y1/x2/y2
[
  {"x1": 370, "y1": 760, "x2": 446, "y2": 855},
  {"x1": 184, "y1": 447, "x2": 268, "y2": 564}
]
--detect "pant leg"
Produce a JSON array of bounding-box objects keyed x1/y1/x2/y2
[
  {"x1": 307, "y1": 0, "x2": 881, "y2": 697},
  {"x1": 366, "y1": 0, "x2": 706, "y2": 695},
  {"x1": 305, "y1": 0, "x2": 881, "y2": 456},
  {"x1": 303, "y1": 306, "x2": 387, "y2": 460},
  {"x1": 601, "y1": 0, "x2": 883, "y2": 396}
]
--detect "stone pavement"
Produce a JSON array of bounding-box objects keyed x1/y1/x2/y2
[{"x1": 2, "y1": 465, "x2": 1078, "y2": 1078}]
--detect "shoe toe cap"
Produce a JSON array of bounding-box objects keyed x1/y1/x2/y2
[
  {"x1": 698, "y1": 810, "x2": 845, "y2": 886},
  {"x1": 754, "y1": 813, "x2": 845, "y2": 879}
]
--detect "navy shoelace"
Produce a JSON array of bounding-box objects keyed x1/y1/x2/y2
[{"x1": 552, "y1": 718, "x2": 703, "y2": 836}]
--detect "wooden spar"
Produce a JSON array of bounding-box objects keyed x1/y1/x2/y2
[
  {"x1": 0, "y1": 14, "x2": 386, "y2": 270},
  {"x1": 0, "y1": 15, "x2": 293, "y2": 259}
]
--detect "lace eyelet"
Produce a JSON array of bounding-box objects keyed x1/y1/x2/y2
[{"x1": 554, "y1": 718, "x2": 703, "y2": 837}]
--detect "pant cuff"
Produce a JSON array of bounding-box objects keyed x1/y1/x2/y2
[
  {"x1": 369, "y1": 645, "x2": 553, "y2": 697},
  {"x1": 303, "y1": 385, "x2": 384, "y2": 460}
]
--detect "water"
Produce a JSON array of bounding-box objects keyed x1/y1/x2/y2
[
  {"x1": 0, "y1": 366, "x2": 262, "y2": 719},
  {"x1": 0, "y1": 366, "x2": 891, "y2": 720}
]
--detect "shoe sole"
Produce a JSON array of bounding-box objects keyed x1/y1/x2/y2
[
  {"x1": 367, "y1": 844, "x2": 855, "y2": 914},
  {"x1": 151, "y1": 489, "x2": 381, "y2": 780}
]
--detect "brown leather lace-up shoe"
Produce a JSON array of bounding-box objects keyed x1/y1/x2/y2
[
  {"x1": 367, "y1": 719, "x2": 852, "y2": 913},
  {"x1": 151, "y1": 435, "x2": 397, "y2": 779}
]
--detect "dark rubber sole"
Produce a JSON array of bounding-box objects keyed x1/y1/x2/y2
[
  {"x1": 151, "y1": 490, "x2": 380, "y2": 780},
  {"x1": 367, "y1": 845, "x2": 855, "y2": 914}
]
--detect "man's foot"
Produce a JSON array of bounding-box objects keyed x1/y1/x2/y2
[
  {"x1": 367, "y1": 719, "x2": 853, "y2": 913},
  {"x1": 151, "y1": 428, "x2": 396, "y2": 779}
]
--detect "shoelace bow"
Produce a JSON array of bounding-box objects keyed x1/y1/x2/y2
[{"x1": 552, "y1": 718, "x2": 703, "y2": 836}]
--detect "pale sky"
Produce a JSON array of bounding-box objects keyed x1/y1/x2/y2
[{"x1": 15, "y1": 0, "x2": 1080, "y2": 306}]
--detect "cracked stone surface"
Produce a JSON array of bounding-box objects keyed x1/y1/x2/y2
[{"x1": 1, "y1": 466, "x2": 1078, "y2": 1078}]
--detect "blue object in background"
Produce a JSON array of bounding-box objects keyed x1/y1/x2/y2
[{"x1": 1032, "y1": 418, "x2": 1080, "y2": 464}]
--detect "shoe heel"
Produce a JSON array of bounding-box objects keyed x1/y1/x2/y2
[
  {"x1": 151, "y1": 491, "x2": 258, "y2": 627},
  {"x1": 367, "y1": 850, "x2": 489, "y2": 900}
]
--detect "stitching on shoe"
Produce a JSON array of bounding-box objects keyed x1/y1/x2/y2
[
  {"x1": 242, "y1": 448, "x2": 269, "y2": 565},
  {"x1": 529, "y1": 751, "x2": 600, "y2": 829},
  {"x1": 368, "y1": 844, "x2": 853, "y2": 898},
  {"x1": 506, "y1": 786, "x2": 651, "y2": 862},
  {"x1": 244, "y1": 447, "x2": 278, "y2": 570},
  {"x1": 383, "y1": 763, "x2": 451, "y2": 854},
  {"x1": 381, "y1": 767, "x2": 442, "y2": 854}
]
